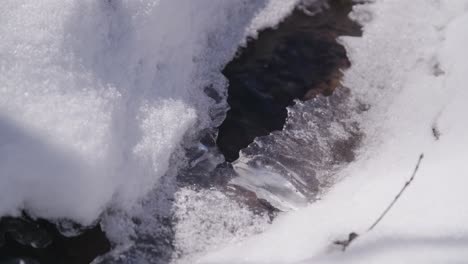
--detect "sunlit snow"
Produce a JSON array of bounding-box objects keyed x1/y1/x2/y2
[{"x1": 0, "y1": 0, "x2": 298, "y2": 224}]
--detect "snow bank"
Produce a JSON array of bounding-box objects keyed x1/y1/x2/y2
[
  {"x1": 199, "y1": 0, "x2": 468, "y2": 263},
  {"x1": 0, "y1": 0, "x2": 298, "y2": 224}
]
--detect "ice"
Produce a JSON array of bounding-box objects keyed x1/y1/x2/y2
[
  {"x1": 231, "y1": 88, "x2": 361, "y2": 211},
  {"x1": 198, "y1": 0, "x2": 468, "y2": 263}
]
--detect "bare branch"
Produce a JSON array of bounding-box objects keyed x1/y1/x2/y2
[
  {"x1": 367, "y1": 153, "x2": 424, "y2": 231},
  {"x1": 333, "y1": 153, "x2": 424, "y2": 251}
]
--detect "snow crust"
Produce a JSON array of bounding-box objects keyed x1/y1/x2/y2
[
  {"x1": 199, "y1": 0, "x2": 468, "y2": 263},
  {"x1": 0, "y1": 0, "x2": 298, "y2": 224}
]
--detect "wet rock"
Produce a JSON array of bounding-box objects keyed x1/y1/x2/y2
[
  {"x1": 0, "y1": 215, "x2": 110, "y2": 264},
  {"x1": 0, "y1": 218, "x2": 52, "y2": 249}
]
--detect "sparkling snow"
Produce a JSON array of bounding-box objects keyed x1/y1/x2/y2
[{"x1": 0, "y1": 0, "x2": 298, "y2": 224}]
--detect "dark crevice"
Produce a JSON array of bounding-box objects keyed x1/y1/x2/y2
[{"x1": 217, "y1": 0, "x2": 361, "y2": 162}]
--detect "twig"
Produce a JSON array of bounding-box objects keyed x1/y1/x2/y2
[
  {"x1": 432, "y1": 125, "x2": 441, "y2": 141},
  {"x1": 333, "y1": 153, "x2": 424, "y2": 251},
  {"x1": 367, "y1": 153, "x2": 424, "y2": 231},
  {"x1": 333, "y1": 232, "x2": 359, "y2": 251}
]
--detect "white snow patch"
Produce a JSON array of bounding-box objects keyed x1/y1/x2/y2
[{"x1": 0, "y1": 0, "x2": 298, "y2": 224}]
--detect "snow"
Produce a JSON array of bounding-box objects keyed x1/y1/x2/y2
[
  {"x1": 172, "y1": 188, "x2": 270, "y2": 264},
  {"x1": 198, "y1": 0, "x2": 468, "y2": 263},
  {"x1": 0, "y1": 0, "x2": 298, "y2": 225}
]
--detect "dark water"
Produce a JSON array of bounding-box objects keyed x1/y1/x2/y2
[
  {"x1": 217, "y1": 0, "x2": 361, "y2": 162},
  {"x1": 0, "y1": 1, "x2": 361, "y2": 263}
]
